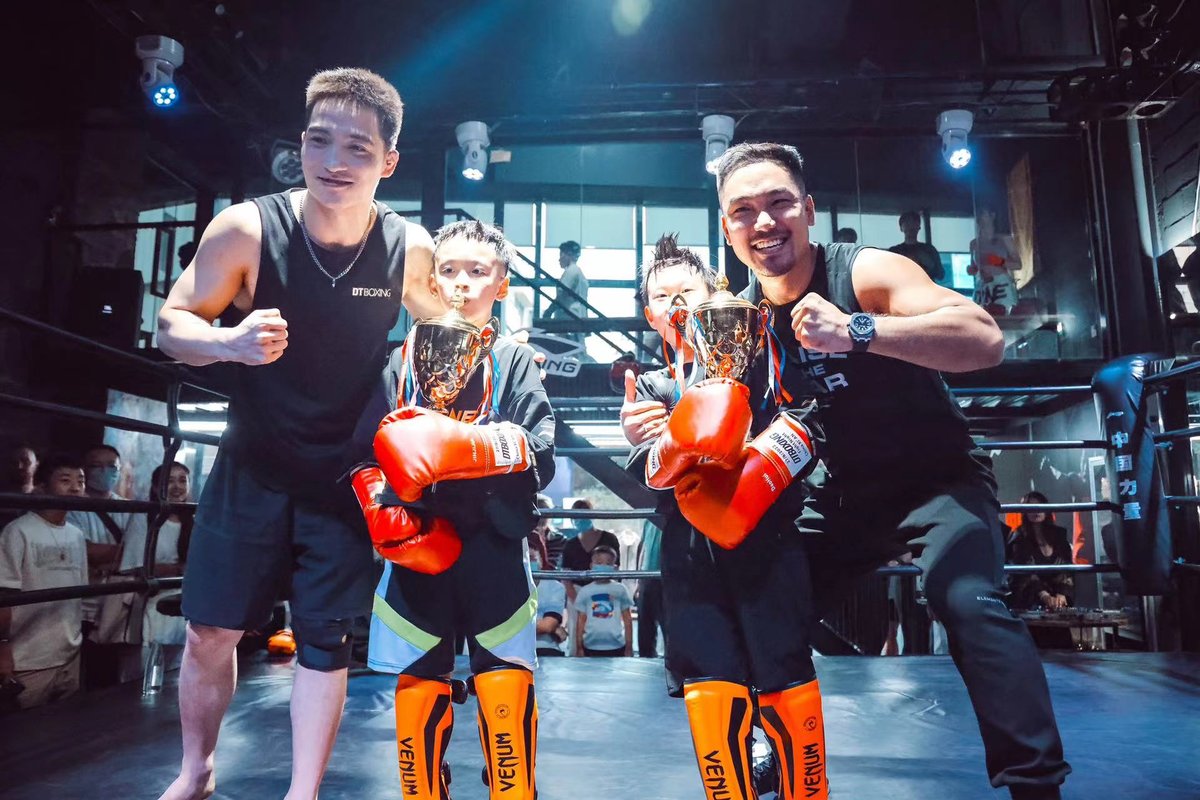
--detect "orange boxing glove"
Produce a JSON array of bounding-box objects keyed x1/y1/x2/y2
[
  {"x1": 645, "y1": 378, "x2": 752, "y2": 490},
  {"x1": 675, "y1": 411, "x2": 816, "y2": 549},
  {"x1": 350, "y1": 466, "x2": 461, "y2": 574},
  {"x1": 375, "y1": 406, "x2": 531, "y2": 503}
]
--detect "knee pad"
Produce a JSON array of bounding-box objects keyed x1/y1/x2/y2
[{"x1": 292, "y1": 616, "x2": 354, "y2": 672}]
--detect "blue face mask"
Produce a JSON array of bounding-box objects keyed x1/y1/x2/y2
[
  {"x1": 85, "y1": 465, "x2": 120, "y2": 494},
  {"x1": 591, "y1": 564, "x2": 616, "y2": 573}
]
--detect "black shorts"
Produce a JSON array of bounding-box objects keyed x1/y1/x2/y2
[
  {"x1": 368, "y1": 530, "x2": 536, "y2": 678},
  {"x1": 796, "y1": 470, "x2": 1004, "y2": 615},
  {"x1": 182, "y1": 451, "x2": 376, "y2": 631},
  {"x1": 661, "y1": 517, "x2": 816, "y2": 695}
]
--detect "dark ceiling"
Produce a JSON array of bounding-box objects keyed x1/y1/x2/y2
[{"x1": 9, "y1": 0, "x2": 1199, "y2": 194}]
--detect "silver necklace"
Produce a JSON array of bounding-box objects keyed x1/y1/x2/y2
[{"x1": 298, "y1": 192, "x2": 376, "y2": 288}]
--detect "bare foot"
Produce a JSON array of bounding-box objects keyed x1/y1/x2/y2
[{"x1": 156, "y1": 770, "x2": 215, "y2": 800}]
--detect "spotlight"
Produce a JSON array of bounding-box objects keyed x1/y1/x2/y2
[
  {"x1": 456, "y1": 121, "x2": 490, "y2": 181},
  {"x1": 937, "y1": 109, "x2": 973, "y2": 169},
  {"x1": 135, "y1": 35, "x2": 185, "y2": 108},
  {"x1": 270, "y1": 141, "x2": 303, "y2": 185},
  {"x1": 702, "y1": 114, "x2": 735, "y2": 175}
]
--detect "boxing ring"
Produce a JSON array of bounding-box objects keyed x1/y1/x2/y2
[{"x1": 3, "y1": 312, "x2": 1200, "y2": 798}]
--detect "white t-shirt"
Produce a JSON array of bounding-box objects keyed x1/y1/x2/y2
[
  {"x1": 67, "y1": 492, "x2": 144, "y2": 547},
  {"x1": 119, "y1": 518, "x2": 181, "y2": 571},
  {"x1": 574, "y1": 580, "x2": 633, "y2": 651},
  {"x1": 67, "y1": 494, "x2": 146, "y2": 622},
  {"x1": 0, "y1": 513, "x2": 88, "y2": 670},
  {"x1": 535, "y1": 579, "x2": 566, "y2": 653},
  {"x1": 118, "y1": 518, "x2": 187, "y2": 646}
]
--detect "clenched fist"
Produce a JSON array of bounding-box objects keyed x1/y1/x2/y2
[
  {"x1": 225, "y1": 308, "x2": 289, "y2": 365},
  {"x1": 790, "y1": 294, "x2": 852, "y2": 354}
]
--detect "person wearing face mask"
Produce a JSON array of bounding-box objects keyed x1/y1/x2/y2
[
  {"x1": 67, "y1": 444, "x2": 148, "y2": 662},
  {"x1": 571, "y1": 545, "x2": 633, "y2": 657}
]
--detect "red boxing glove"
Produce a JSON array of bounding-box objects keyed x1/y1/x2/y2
[
  {"x1": 375, "y1": 406, "x2": 531, "y2": 503},
  {"x1": 350, "y1": 466, "x2": 461, "y2": 574},
  {"x1": 645, "y1": 378, "x2": 753, "y2": 490},
  {"x1": 675, "y1": 412, "x2": 816, "y2": 549}
]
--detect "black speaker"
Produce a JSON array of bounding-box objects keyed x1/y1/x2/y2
[{"x1": 67, "y1": 267, "x2": 145, "y2": 349}]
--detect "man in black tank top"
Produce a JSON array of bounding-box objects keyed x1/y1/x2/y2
[
  {"x1": 625, "y1": 144, "x2": 1069, "y2": 799},
  {"x1": 154, "y1": 69, "x2": 443, "y2": 800},
  {"x1": 717, "y1": 143, "x2": 1068, "y2": 799}
]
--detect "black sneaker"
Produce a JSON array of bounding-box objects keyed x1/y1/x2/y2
[{"x1": 752, "y1": 746, "x2": 779, "y2": 796}]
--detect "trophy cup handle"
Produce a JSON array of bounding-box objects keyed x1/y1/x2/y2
[
  {"x1": 667, "y1": 295, "x2": 690, "y2": 334},
  {"x1": 758, "y1": 300, "x2": 774, "y2": 327},
  {"x1": 477, "y1": 317, "x2": 499, "y2": 362}
]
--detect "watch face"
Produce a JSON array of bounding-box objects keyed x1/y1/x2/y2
[{"x1": 850, "y1": 314, "x2": 874, "y2": 337}]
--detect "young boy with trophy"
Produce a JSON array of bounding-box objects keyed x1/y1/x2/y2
[
  {"x1": 350, "y1": 220, "x2": 555, "y2": 800},
  {"x1": 622, "y1": 234, "x2": 827, "y2": 800}
]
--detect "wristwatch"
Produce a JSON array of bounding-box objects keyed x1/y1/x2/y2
[{"x1": 848, "y1": 312, "x2": 876, "y2": 353}]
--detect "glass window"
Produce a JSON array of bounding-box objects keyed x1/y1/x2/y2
[
  {"x1": 644, "y1": 206, "x2": 708, "y2": 246},
  {"x1": 545, "y1": 203, "x2": 635, "y2": 249},
  {"x1": 504, "y1": 202, "x2": 537, "y2": 247},
  {"x1": 930, "y1": 215, "x2": 975, "y2": 254},
  {"x1": 444, "y1": 200, "x2": 493, "y2": 224}
]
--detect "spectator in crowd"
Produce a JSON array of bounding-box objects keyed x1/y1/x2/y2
[
  {"x1": 1006, "y1": 491, "x2": 1074, "y2": 610},
  {"x1": 834, "y1": 227, "x2": 858, "y2": 244},
  {"x1": 536, "y1": 494, "x2": 566, "y2": 568},
  {"x1": 547, "y1": 240, "x2": 590, "y2": 345},
  {"x1": 3, "y1": 445, "x2": 37, "y2": 495},
  {"x1": 0, "y1": 454, "x2": 88, "y2": 709},
  {"x1": 119, "y1": 462, "x2": 193, "y2": 652},
  {"x1": 67, "y1": 444, "x2": 146, "y2": 683},
  {"x1": 561, "y1": 524, "x2": 621, "y2": 605},
  {"x1": 559, "y1": 497, "x2": 594, "y2": 540},
  {"x1": 969, "y1": 207, "x2": 1021, "y2": 316},
  {"x1": 69, "y1": 445, "x2": 144, "y2": 577},
  {"x1": 530, "y1": 531, "x2": 567, "y2": 658},
  {"x1": 634, "y1": 519, "x2": 664, "y2": 658},
  {"x1": 889, "y1": 211, "x2": 944, "y2": 282},
  {"x1": 572, "y1": 546, "x2": 633, "y2": 657},
  {"x1": 0, "y1": 445, "x2": 39, "y2": 529}
]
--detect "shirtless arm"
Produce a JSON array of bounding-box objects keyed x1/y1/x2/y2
[
  {"x1": 400, "y1": 222, "x2": 441, "y2": 320},
  {"x1": 853, "y1": 248, "x2": 1004, "y2": 371},
  {"x1": 157, "y1": 203, "x2": 287, "y2": 367},
  {"x1": 792, "y1": 248, "x2": 1004, "y2": 372}
]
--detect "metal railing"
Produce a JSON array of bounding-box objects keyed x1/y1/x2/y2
[{"x1": 0, "y1": 306, "x2": 222, "y2": 607}]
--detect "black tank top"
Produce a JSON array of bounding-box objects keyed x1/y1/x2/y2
[
  {"x1": 743, "y1": 243, "x2": 985, "y2": 484},
  {"x1": 223, "y1": 190, "x2": 406, "y2": 503}
]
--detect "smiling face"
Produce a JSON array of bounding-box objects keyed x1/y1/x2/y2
[
  {"x1": 300, "y1": 98, "x2": 398, "y2": 211},
  {"x1": 643, "y1": 262, "x2": 713, "y2": 350},
  {"x1": 720, "y1": 160, "x2": 816, "y2": 280}
]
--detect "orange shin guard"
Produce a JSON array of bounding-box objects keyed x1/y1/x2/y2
[
  {"x1": 757, "y1": 680, "x2": 828, "y2": 800},
  {"x1": 394, "y1": 675, "x2": 454, "y2": 800},
  {"x1": 475, "y1": 668, "x2": 538, "y2": 800},
  {"x1": 683, "y1": 680, "x2": 756, "y2": 800}
]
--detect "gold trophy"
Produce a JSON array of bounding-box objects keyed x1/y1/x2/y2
[
  {"x1": 688, "y1": 274, "x2": 772, "y2": 383},
  {"x1": 408, "y1": 289, "x2": 497, "y2": 413}
]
